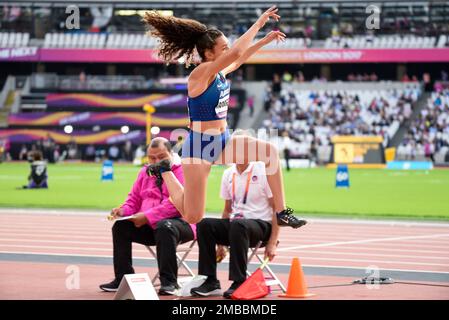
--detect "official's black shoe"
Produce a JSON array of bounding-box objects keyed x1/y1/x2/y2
[
  {"x1": 277, "y1": 207, "x2": 307, "y2": 229},
  {"x1": 223, "y1": 281, "x2": 244, "y2": 299},
  {"x1": 159, "y1": 283, "x2": 179, "y2": 296},
  {"x1": 190, "y1": 278, "x2": 222, "y2": 297},
  {"x1": 99, "y1": 278, "x2": 121, "y2": 292}
]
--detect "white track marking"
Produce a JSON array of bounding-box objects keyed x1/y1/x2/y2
[
  {"x1": 1, "y1": 209, "x2": 449, "y2": 228},
  {"x1": 2, "y1": 251, "x2": 449, "y2": 276},
  {"x1": 277, "y1": 233, "x2": 449, "y2": 251}
]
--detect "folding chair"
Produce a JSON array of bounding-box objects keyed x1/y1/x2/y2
[
  {"x1": 144, "y1": 239, "x2": 197, "y2": 287},
  {"x1": 246, "y1": 240, "x2": 286, "y2": 293}
]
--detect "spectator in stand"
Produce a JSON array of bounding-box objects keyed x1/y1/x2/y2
[
  {"x1": 108, "y1": 145, "x2": 120, "y2": 161},
  {"x1": 36, "y1": 139, "x2": 44, "y2": 153},
  {"x1": 27, "y1": 144, "x2": 37, "y2": 162},
  {"x1": 19, "y1": 144, "x2": 28, "y2": 161},
  {"x1": 53, "y1": 144, "x2": 61, "y2": 162},
  {"x1": 67, "y1": 138, "x2": 79, "y2": 160},
  {"x1": 423, "y1": 73, "x2": 432, "y2": 92},
  {"x1": 400, "y1": 89, "x2": 449, "y2": 162},
  {"x1": 281, "y1": 131, "x2": 291, "y2": 171},
  {"x1": 295, "y1": 71, "x2": 305, "y2": 83},
  {"x1": 0, "y1": 139, "x2": 4, "y2": 163},
  {"x1": 424, "y1": 140, "x2": 435, "y2": 162},
  {"x1": 123, "y1": 141, "x2": 133, "y2": 162},
  {"x1": 85, "y1": 144, "x2": 96, "y2": 161},
  {"x1": 43, "y1": 134, "x2": 55, "y2": 163},
  {"x1": 0, "y1": 138, "x2": 10, "y2": 162},
  {"x1": 247, "y1": 95, "x2": 255, "y2": 117},
  {"x1": 263, "y1": 86, "x2": 273, "y2": 112},
  {"x1": 79, "y1": 71, "x2": 86, "y2": 90},
  {"x1": 272, "y1": 73, "x2": 282, "y2": 97}
]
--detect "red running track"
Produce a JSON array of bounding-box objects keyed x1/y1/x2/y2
[{"x1": 0, "y1": 209, "x2": 448, "y2": 299}]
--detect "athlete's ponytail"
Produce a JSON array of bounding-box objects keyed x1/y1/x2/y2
[{"x1": 142, "y1": 11, "x2": 223, "y2": 66}]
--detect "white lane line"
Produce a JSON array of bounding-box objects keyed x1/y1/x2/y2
[
  {"x1": 0, "y1": 209, "x2": 106, "y2": 216},
  {"x1": 1, "y1": 238, "x2": 447, "y2": 261},
  {"x1": 2, "y1": 242, "x2": 447, "y2": 266},
  {"x1": 2, "y1": 229, "x2": 449, "y2": 250},
  {"x1": 3, "y1": 219, "x2": 447, "y2": 235},
  {"x1": 3, "y1": 217, "x2": 448, "y2": 232},
  {"x1": 272, "y1": 250, "x2": 449, "y2": 261},
  {"x1": 0, "y1": 238, "x2": 113, "y2": 246},
  {"x1": 298, "y1": 221, "x2": 449, "y2": 229},
  {"x1": 1, "y1": 243, "x2": 449, "y2": 268},
  {"x1": 1, "y1": 209, "x2": 449, "y2": 228},
  {"x1": 0, "y1": 232, "x2": 111, "y2": 240},
  {"x1": 287, "y1": 256, "x2": 449, "y2": 267},
  {"x1": 2, "y1": 251, "x2": 449, "y2": 275},
  {"x1": 0, "y1": 227, "x2": 112, "y2": 235},
  {"x1": 0, "y1": 226, "x2": 112, "y2": 233},
  {"x1": 298, "y1": 245, "x2": 449, "y2": 255},
  {"x1": 0, "y1": 244, "x2": 115, "y2": 252},
  {"x1": 3, "y1": 229, "x2": 449, "y2": 248},
  {"x1": 2, "y1": 224, "x2": 444, "y2": 239},
  {"x1": 0, "y1": 244, "x2": 149, "y2": 255},
  {"x1": 3, "y1": 224, "x2": 448, "y2": 242},
  {"x1": 276, "y1": 235, "x2": 449, "y2": 244},
  {"x1": 277, "y1": 233, "x2": 449, "y2": 252},
  {"x1": 5, "y1": 238, "x2": 448, "y2": 252},
  {"x1": 1, "y1": 248, "x2": 447, "y2": 267}
]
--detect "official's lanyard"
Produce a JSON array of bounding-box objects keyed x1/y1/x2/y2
[{"x1": 232, "y1": 165, "x2": 253, "y2": 206}]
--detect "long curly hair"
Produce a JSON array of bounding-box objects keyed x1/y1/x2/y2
[{"x1": 142, "y1": 11, "x2": 223, "y2": 66}]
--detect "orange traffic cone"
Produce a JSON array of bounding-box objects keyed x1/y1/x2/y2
[{"x1": 279, "y1": 257, "x2": 315, "y2": 298}]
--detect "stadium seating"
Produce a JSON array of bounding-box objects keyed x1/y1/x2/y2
[
  {"x1": 0, "y1": 32, "x2": 30, "y2": 48},
  {"x1": 2, "y1": 30, "x2": 448, "y2": 50},
  {"x1": 398, "y1": 89, "x2": 449, "y2": 163},
  {"x1": 261, "y1": 84, "x2": 421, "y2": 161},
  {"x1": 324, "y1": 35, "x2": 441, "y2": 49}
]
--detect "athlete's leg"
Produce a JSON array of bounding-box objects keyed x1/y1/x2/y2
[
  {"x1": 161, "y1": 159, "x2": 211, "y2": 224},
  {"x1": 215, "y1": 135, "x2": 286, "y2": 213}
]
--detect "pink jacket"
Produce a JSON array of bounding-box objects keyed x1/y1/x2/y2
[{"x1": 120, "y1": 164, "x2": 196, "y2": 238}]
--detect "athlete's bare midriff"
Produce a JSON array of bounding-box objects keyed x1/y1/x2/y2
[{"x1": 189, "y1": 119, "x2": 227, "y2": 134}]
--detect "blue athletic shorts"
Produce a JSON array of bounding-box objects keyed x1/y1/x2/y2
[{"x1": 181, "y1": 128, "x2": 231, "y2": 163}]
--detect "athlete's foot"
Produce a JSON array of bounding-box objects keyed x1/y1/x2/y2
[
  {"x1": 158, "y1": 159, "x2": 172, "y2": 174},
  {"x1": 146, "y1": 163, "x2": 163, "y2": 187},
  {"x1": 277, "y1": 207, "x2": 307, "y2": 229},
  {"x1": 146, "y1": 159, "x2": 172, "y2": 186}
]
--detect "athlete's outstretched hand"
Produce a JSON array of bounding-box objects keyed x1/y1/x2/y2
[
  {"x1": 261, "y1": 30, "x2": 286, "y2": 45},
  {"x1": 255, "y1": 5, "x2": 280, "y2": 29}
]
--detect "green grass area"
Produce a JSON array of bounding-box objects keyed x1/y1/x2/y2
[{"x1": 1, "y1": 162, "x2": 449, "y2": 220}]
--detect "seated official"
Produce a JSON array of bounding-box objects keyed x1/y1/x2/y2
[
  {"x1": 22, "y1": 151, "x2": 48, "y2": 189},
  {"x1": 100, "y1": 137, "x2": 195, "y2": 295},
  {"x1": 191, "y1": 161, "x2": 281, "y2": 298}
]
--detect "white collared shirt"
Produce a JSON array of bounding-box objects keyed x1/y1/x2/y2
[{"x1": 220, "y1": 161, "x2": 273, "y2": 222}]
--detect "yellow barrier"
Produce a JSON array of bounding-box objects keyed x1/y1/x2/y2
[{"x1": 385, "y1": 147, "x2": 396, "y2": 162}]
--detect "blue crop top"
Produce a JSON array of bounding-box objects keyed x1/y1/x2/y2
[{"x1": 187, "y1": 72, "x2": 230, "y2": 122}]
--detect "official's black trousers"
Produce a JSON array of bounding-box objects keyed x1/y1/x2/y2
[
  {"x1": 197, "y1": 218, "x2": 272, "y2": 283},
  {"x1": 112, "y1": 218, "x2": 194, "y2": 286}
]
